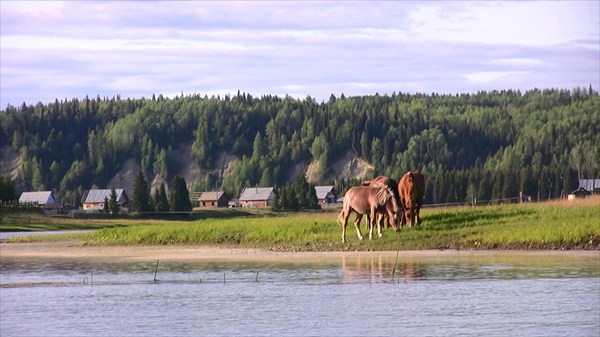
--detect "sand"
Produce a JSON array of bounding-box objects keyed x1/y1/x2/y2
[{"x1": 1, "y1": 241, "x2": 597, "y2": 263}]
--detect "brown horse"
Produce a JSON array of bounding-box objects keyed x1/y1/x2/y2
[
  {"x1": 398, "y1": 172, "x2": 425, "y2": 228},
  {"x1": 337, "y1": 186, "x2": 400, "y2": 243},
  {"x1": 362, "y1": 176, "x2": 402, "y2": 229}
]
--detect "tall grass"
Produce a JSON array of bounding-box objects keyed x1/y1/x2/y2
[{"x1": 5, "y1": 198, "x2": 600, "y2": 250}]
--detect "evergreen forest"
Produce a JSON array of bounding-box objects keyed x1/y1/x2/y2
[{"x1": 1, "y1": 87, "x2": 598, "y2": 207}]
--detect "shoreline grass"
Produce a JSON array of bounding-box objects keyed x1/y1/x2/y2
[{"x1": 2, "y1": 198, "x2": 599, "y2": 251}]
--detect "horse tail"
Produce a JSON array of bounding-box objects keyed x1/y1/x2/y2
[
  {"x1": 337, "y1": 193, "x2": 351, "y2": 226},
  {"x1": 337, "y1": 209, "x2": 344, "y2": 226}
]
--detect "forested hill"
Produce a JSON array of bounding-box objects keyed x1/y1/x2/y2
[{"x1": 1, "y1": 87, "x2": 599, "y2": 206}]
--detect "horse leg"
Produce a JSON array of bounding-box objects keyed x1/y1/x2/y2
[
  {"x1": 341, "y1": 210, "x2": 351, "y2": 243},
  {"x1": 368, "y1": 209, "x2": 377, "y2": 240},
  {"x1": 354, "y1": 214, "x2": 364, "y2": 241},
  {"x1": 377, "y1": 214, "x2": 383, "y2": 238}
]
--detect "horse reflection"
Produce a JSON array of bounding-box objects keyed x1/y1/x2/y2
[{"x1": 341, "y1": 255, "x2": 423, "y2": 284}]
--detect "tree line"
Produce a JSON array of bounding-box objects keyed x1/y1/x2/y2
[{"x1": 1, "y1": 87, "x2": 598, "y2": 206}]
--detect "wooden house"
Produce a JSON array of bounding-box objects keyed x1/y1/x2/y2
[
  {"x1": 314, "y1": 185, "x2": 338, "y2": 205},
  {"x1": 82, "y1": 189, "x2": 131, "y2": 213},
  {"x1": 569, "y1": 179, "x2": 600, "y2": 200},
  {"x1": 197, "y1": 191, "x2": 229, "y2": 208},
  {"x1": 19, "y1": 191, "x2": 58, "y2": 211},
  {"x1": 239, "y1": 187, "x2": 275, "y2": 208},
  {"x1": 579, "y1": 179, "x2": 600, "y2": 194}
]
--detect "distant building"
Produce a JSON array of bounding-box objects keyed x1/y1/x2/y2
[
  {"x1": 239, "y1": 187, "x2": 275, "y2": 208},
  {"x1": 568, "y1": 187, "x2": 591, "y2": 200},
  {"x1": 19, "y1": 191, "x2": 58, "y2": 211},
  {"x1": 197, "y1": 191, "x2": 229, "y2": 208},
  {"x1": 578, "y1": 179, "x2": 600, "y2": 194},
  {"x1": 314, "y1": 185, "x2": 338, "y2": 205},
  {"x1": 82, "y1": 189, "x2": 131, "y2": 213}
]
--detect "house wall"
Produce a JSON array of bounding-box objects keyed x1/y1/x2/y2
[
  {"x1": 199, "y1": 201, "x2": 219, "y2": 208},
  {"x1": 83, "y1": 203, "x2": 104, "y2": 211},
  {"x1": 240, "y1": 200, "x2": 270, "y2": 208},
  {"x1": 199, "y1": 197, "x2": 229, "y2": 208}
]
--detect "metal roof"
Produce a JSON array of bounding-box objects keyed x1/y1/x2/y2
[
  {"x1": 198, "y1": 191, "x2": 226, "y2": 201},
  {"x1": 314, "y1": 185, "x2": 336, "y2": 199},
  {"x1": 239, "y1": 187, "x2": 274, "y2": 201},
  {"x1": 19, "y1": 191, "x2": 56, "y2": 205},
  {"x1": 83, "y1": 189, "x2": 128, "y2": 203},
  {"x1": 579, "y1": 179, "x2": 600, "y2": 191}
]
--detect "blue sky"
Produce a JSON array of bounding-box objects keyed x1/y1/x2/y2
[{"x1": 1, "y1": 1, "x2": 598, "y2": 108}]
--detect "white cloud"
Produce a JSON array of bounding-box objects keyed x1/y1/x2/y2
[
  {"x1": 1, "y1": 1, "x2": 598, "y2": 107},
  {"x1": 463, "y1": 71, "x2": 533, "y2": 83}
]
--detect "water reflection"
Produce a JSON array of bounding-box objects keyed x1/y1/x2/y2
[
  {"x1": 1, "y1": 253, "x2": 598, "y2": 337},
  {"x1": 1, "y1": 252, "x2": 598, "y2": 288}
]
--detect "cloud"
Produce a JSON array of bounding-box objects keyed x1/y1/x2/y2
[{"x1": 1, "y1": 1, "x2": 598, "y2": 107}]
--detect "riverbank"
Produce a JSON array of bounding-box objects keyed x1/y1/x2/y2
[
  {"x1": 2, "y1": 241, "x2": 598, "y2": 264},
  {"x1": 2, "y1": 198, "x2": 599, "y2": 251}
]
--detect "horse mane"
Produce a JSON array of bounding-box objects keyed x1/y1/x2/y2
[{"x1": 376, "y1": 186, "x2": 398, "y2": 212}]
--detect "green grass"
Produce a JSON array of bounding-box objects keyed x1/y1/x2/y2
[{"x1": 3, "y1": 199, "x2": 599, "y2": 250}]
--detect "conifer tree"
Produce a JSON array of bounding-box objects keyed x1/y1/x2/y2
[
  {"x1": 108, "y1": 188, "x2": 120, "y2": 215},
  {"x1": 103, "y1": 196, "x2": 110, "y2": 214},
  {"x1": 152, "y1": 183, "x2": 170, "y2": 212},
  {"x1": 169, "y1": 176, "x2": 192, "y2": 212},
  {"x1": 132, "y1": 170, "x2": 152, "y2": 213}
]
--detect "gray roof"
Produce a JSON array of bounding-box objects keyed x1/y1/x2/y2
[
  {"x1": 579, "y1": 179, "x2": 600, "y2": 191},
  {"x1": 19, "y1": 191, "x2": 56, "y2": 206},
  {"x1": 83, "y1": 189, "x2": 128, "y2": 203},
  {"x1": 198, "y1": 191, "x2": 226, "y2": 201},
  {"x1": 315, "y1": 185, "x2": 336, "y2": 199},
  {"x1": 239, "y1": 187, "x2": 274, "y2": 201}
]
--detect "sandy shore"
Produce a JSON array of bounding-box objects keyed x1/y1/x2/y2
[{"x1": 1, "y1": 241, "x2": 598, "y2": 263}]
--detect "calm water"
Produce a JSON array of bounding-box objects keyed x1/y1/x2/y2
[{"x1": 1, "y1": 252, "x2": 598, "y2": 337}]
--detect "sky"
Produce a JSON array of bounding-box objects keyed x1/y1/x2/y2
[{"x1": 1, "y1": 1, "x2": 599, "y2": 108}]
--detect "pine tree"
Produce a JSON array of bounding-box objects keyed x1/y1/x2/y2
[
  {"x1": 169, "y1": 176, "x2": 192, "y2": 212},
  {"x1": 108, "y1": 188, "x2": 120, "y2": 215},
  {"x1": 152, "y1": 183, "x2": 170, "y2": 212},
  {"x1": 271, "y1": 187, "x2": 282, "y2": 211},
  {"x1": 132, "y1": 170, "x2": 152, "y2": 213},
  {"x1": 0, "y1": 175, "x2": 17, "y2": 201},
  {"x1": 103, "y1": 196, "x2": 110, "y2": 214}
]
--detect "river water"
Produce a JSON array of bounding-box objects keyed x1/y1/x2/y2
[{"x1": 1, "y1": 252, "x2": 598, "y2": 337}]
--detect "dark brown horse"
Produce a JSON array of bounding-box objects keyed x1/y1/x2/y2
[
  {"x1": 337, "y1": 186, "x2": 400, "y2": 243},
  {"x1": 362, "y1": 176, "x2": 402, "y2": 229},
  {"x1": 398, "y1": 172, "x2": 425, "y2": 227}
]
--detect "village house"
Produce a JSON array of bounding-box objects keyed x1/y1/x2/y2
[
  {"x1": 82, "y1": 189, "x2": 131, "y2": 213},
  {"x1": 19, "y1": 191, "x2": 58, "y2": 212},
  {"x1": 197, "y1": 191, "x2": 229, "y2": 208},
  {"x1": 568, "y1": 179, "x2": 600, "y2": 200},
  {"x1": 239, "y1": 187, "x2": 275, "y2": 208},
  {"x1": 579, "y1": 179, "x2": 600, "y2": 194},
  {"x1": 314, "y1": 185, "x2": 338, "y2": 205}
]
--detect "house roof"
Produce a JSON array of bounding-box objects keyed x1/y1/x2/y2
[
  {"x1": 19, "y1": 191, "x2": 56, "y2": 205},
  {"x1": 239, "y1": 187, "x2": 274, "y2": 201},
  {"x1": 83, "y1": 189, "x2": 128, "y2": 203},
  {"x1": 571, "y1": 186, "x2": 592, "y2": 195},
  {"x1": 579, "y1": 179, "x2": 600, "y2": 191},
  {"x1": 315, "y1": 185, "x2": 336, "y2": 199},
  {"x1": 198, "y1": 191, "x2": 226, "y2": 201}
]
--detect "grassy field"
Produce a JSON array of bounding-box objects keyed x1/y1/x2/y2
[{"x1": 2, "y1": 197, "x2": 599, "y2": 251}]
